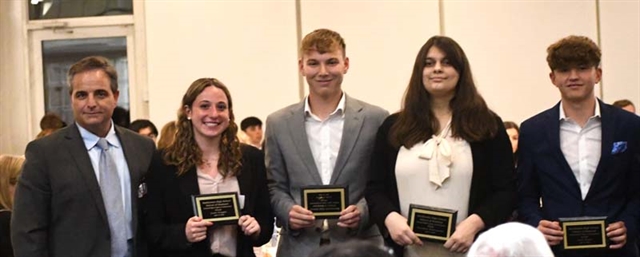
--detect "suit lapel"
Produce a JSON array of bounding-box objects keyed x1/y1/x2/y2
[
  {"x1": 179, "y1": 166, "x2": 201, "y2": 197},
  {"x1": 545, "y1": 103, "x2": 582, "y2": 199},
  {"x1": 237, "y1": 166, "x2": 251, "y2": 213},
  {"x1": 115, "y1": 126, "x2": 142, "y2": 235},
  {"x1": 330, "y1": 96, "x2": 364, "y2": 184},
  {"x1": 116, "y1": 127, "x2": 139, "y2": 191},
  {"x1": 64, "y1": 125, "x2": 109, "y2": 223},
  {"x1": 586, "y1": 100, "x2": 614, "y2": 199},
  {"x1": 286, "y1": 102, "x2": 323, "y2": 184}
]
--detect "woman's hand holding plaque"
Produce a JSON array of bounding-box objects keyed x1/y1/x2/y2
[
  {"x1": 185, "y1": 216, "x2": 213, "y2": 243},
  {"x1": 385, "y1": 211, "x2": 422, "y2": 246}
]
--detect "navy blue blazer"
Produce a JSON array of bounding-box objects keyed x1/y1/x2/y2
[{"x1": 517, "y1": 100, "x2": 640, "y2": 256}]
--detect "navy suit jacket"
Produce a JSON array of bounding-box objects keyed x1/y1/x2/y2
[{"x1": 517, "y1": 100, "x2": 640, "y2": 256}]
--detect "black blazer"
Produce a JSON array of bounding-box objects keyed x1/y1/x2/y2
[
  {"x1": 518, "y1": 100, "x2": 640, "y2": 257},
  {"x1": 365, "y1": 113, "x2": 516, "y2": 257},
  {"x1": 1, "y1": 210, "x2": 12, "y2": 257},
  {"x1": 145, "y1": 145, "x2": 273, "y2": 257}
]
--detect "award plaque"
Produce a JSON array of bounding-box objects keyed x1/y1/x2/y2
[
  {"x1": 559, "y1": 216, "x2": 608, "y2": 250},
  {"x1": 191, "y1": 192, "x2": 240, "y2": 225},
  {"x1": 301, "y1": 186, "x2": 348, "y2": 219},
  {"x1": 407, "y1": 204, "x2": 457, "y2": 242}
]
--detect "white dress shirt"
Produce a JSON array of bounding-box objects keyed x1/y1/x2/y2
[
  {"x1": 559, "y1": 100, "x2": 602, "y2": 200},
  {"x1": 78, "y1": 122, "x2": 133, "y2": 239},
  {"x1": 304, "y1": 93, "x2": 346, "y2": 185}
]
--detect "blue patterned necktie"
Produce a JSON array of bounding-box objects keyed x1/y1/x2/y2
[{"x1": 97, "y1": 138, "x2": 128, "y2": 257}]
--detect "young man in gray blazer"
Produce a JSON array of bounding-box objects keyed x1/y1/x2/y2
[
  {"x1": 11, "y1": 56, "x2": 155, "y2": 257},
  {"x1": 265, "y1": 29, "x2": 389, "y2": 257}
]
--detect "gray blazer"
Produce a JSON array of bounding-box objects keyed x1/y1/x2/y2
[
  {"x1": 11, "y1": 124, "x2": 155, "y2": 257},
  {"x1": 265, "y1": 94, "x2": 388, "y2": 257}
]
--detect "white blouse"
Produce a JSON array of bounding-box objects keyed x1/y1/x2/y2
[
  {"x1": 395, "y1": 133, "x2": 473, "y2": 257},
  {"x1": 197, "y1": 170, "x2": 239, "y2": 257}
]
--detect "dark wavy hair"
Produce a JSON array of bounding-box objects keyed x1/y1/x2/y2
[
  {"x1": 67, "y1": 56, "x2": 118, "y2": 94},
  {"x1": 163, "y1": 78, "x2": 242, "y2": 177},
  {"x1": 390, "y1": 36, "x2": 498, "y2": 148}
]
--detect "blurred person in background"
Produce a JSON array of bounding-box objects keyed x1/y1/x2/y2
[
  {"x1": 130, "y1": 119, "x2": 159, "y2": 143},
  {"x1": 612, "y1": 99, "x2": 636, "y2": 114},
  {"x1": 157, "y1": 121, "x2": 178, "y2": 150},
  {"x1": 503, "y1": 121, "x2": 520, "y2": 167},
  {"x1": 0, "y1": 154, "x2": 25, "y2": 257},
  {"x1": 36, "y1": 112, "x2": 67, "y2": 139},
  {"x1": 240, "y1": 117, "x2": 264, "y2": 150}
]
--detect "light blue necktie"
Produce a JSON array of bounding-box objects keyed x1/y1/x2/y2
[{"x1": 97, "y1": 138, "x2": 128, "y2": 257}]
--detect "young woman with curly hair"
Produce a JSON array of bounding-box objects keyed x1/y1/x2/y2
[{"x1": 145, "y1": 78, "x2": 273, "y2": 257}]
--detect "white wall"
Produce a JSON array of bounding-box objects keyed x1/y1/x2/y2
[
  {"x1": 145, "y1": 1, "x2": 299, "y2": 130},
  {"x1": 444, "y1": 0, "x2": 599, "y2": 124},
  {"x1": 600, "y1": 0, "x2": 640, "y2": 106},
  {"x1": 0, "y1": 0, "x2": 30, "y2": 155},
  {"x1": 1, "y1": 0, "x2": 639, "y2": 155}
]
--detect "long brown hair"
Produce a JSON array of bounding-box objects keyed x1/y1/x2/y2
[
  {"x1": 390, "y1": 36, "x2": 498, "y2": 148},
  {"x1": 162, "y1": 78, "x2": 242, "y2": 177}
]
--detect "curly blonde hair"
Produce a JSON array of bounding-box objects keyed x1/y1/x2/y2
[{"x1": 162, "y1": 78, "x2": 242, "y2": 177}]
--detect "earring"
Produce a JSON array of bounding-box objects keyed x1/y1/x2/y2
[{"x1": 187, "y1": 117, "x2": 191, "y2": 120}]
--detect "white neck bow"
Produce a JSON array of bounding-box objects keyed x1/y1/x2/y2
[{"x1": 418, "y1": 120, "x2": 453, "y2": 188}]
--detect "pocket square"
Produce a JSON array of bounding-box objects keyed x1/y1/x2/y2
[{"x1": 612, "y1": 141, "x2": 627, "y2": 155}]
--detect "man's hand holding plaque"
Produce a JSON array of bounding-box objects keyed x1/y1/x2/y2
[
  {"x1": 301, "y1": 186, "x2": 348, "y2": 219},
  {"x1": 558, "y1": 216, "x2": 608, "y2": 250},
  {"x1": 337, "y1": 205, "x2": 361, "y2": 228},
  {"x1": 537, "y1": 220, "x2": 564, "y2": 246},
  {"x1": 288, "y1": 205, "x2": 316, "y2": 230},
  {"x1": 606, "y1": 221, "x2": 627, "y2": 249}
]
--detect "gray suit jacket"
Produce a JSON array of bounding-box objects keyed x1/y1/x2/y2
[
  {"x1": 11, "y1": 124, "x2": 155, "y2": 257},
  {"x1": 265, "y1": 95, "x2": 388, "y2": 257}
]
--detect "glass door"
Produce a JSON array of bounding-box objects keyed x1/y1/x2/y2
[{"x1": 29, "y1": 25, "x2": 138, "y2": 136}]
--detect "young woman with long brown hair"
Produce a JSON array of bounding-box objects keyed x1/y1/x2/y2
[{"x1": 366, "y1": 36, "x2": 515, "y2": 257}]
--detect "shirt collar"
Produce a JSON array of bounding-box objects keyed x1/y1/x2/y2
[
  {"x1": 559, "y1": 97, "x2": 601, "y2": 121},
  {"x1": 304, "y1": 92, "x2": 346, "y2": 118},
  {"x1": 77, "y1": 121, "x2": 120, "y2": 150}
]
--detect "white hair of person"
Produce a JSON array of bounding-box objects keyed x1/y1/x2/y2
[{"x1": 467, "y1": 222, "x2": 554, "y2": 257}]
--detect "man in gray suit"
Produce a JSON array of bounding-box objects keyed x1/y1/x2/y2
[
  {"x1": 265, "y1": 29, "x2": 389, "y2": 257},
  {"x1": 11, "y1": 56, "x2": 155, "y2": 257}
]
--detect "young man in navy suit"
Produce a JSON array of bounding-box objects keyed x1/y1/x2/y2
[{"x1": 517, "y1": 35, "x2": 640, "y2": 257}]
